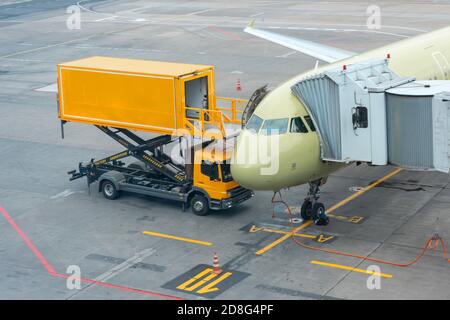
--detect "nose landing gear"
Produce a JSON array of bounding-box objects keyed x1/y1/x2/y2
[{"x1": 300, "y1": 178, "x2": 329, "y2": 226}]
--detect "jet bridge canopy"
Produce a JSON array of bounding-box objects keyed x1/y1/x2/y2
[{"x1": 291, "y1": 59, "x2": 450, "y2": 173}]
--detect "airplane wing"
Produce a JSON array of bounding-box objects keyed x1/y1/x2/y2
[{"x1": 244, "y1": 23, "x2": 356, "y2": 63}]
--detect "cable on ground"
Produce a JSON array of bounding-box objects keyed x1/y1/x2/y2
[{"x1": 271, "y1": 192, "x2": 450, "y2": 267}]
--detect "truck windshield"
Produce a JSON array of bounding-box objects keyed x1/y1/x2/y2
[
  {"x1": 201, "y1": 161, "x2": 220, "y2": 181},
  {"x1": 220, "y1": 163, "x2": 233, "y2": 182}
]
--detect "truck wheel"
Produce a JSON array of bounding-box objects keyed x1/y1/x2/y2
[
  {"x1": 101, "y1": 180, "x2": 119, "y2": 200},
  {"x1": 190, "y1": 195, "x2": 209, "y2": 216}
]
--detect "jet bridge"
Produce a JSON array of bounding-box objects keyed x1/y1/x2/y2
[{"x1": 291, "y1": 59, "x2": 450, "y2": 172}]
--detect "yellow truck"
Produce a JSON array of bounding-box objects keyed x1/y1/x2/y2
[{"x1": 58, "y1": 56, "x2": 253, "y2": 215}]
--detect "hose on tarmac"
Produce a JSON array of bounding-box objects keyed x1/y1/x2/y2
[{"x1": 271, "y1": 192, "x2": 450, "y2": 267}]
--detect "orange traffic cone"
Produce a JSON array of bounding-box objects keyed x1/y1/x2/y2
[
  {"x1": 213, "y1": 252, "x2": 222, "y2": 274},
  {"x1": 236, "y1": 79, "x2": 242, "y2": 92}
]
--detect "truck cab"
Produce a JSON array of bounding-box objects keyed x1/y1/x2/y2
[{"x1": 189, "y1": 142, "x2": 253, "y2": 215}]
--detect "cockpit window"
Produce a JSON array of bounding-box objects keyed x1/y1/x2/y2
[
  {"x1": 290, "y1": 117, "x2": 308, "y2": 133},
  {"x1": 304, "y1": 115, "x2": 316, "y2": 132},
  {"x1": 245, "y1": 114, "x2": 263, "y2": 133},
  {"x1": 261, "y1": 118, "x2": 289, "y2": 135}
]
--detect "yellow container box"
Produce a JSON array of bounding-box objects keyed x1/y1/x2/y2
[{"x1": 57, "y1": 56, "x2": 215, "y2": 135}]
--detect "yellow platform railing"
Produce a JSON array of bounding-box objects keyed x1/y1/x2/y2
[
  {"x1": 216, "y1": 96, "x2": 248, "y2": 124},
  {"x1": 183, "y1": 97, "x2": 248, "y2": 139}
]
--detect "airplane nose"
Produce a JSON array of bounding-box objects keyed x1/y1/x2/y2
[{"x1": 231, "y1": 130, "x2": 282, "y2": 191}]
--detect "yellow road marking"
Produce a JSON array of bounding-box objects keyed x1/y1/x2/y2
[
  {"x1": 142, "y1": 231, "x2": 213, "y2": 246},
  {"x1": 326, "y1": 168, "x2": 403, "y2": 214},
  {"x1": 176, "y1": 267, "x2": 233, "y2": 294},
  {"x1": 310, "y1": 260, "x2": 393, "y2": 278},
  {"x1": 256, "y1": 220, "x2": 313, "y2": 255},
  {"x1": 197, "y1": 272, "x2": 233, "y2": 294},
  {"x1": 177, "y1": 268, "x2": 213, "y2": 290},
  {"x1": 183, "y1": 272, "x2": 217, "y2": 292},
  {"x1": 263, "y1": 228, "x2": 317, "y2": 239},
  {"x1": 250, "y1": 224, "x2": 316, "y2": 239},
  {"x1": 255, "y1": 168, "x2": 403, "y2": 255},
  {"x1": 316, "y1": 234, "x2": 334, "y2": 243}
]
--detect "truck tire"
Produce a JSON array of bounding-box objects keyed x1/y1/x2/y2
[
  {"x1": 190, "y1": 195, "x2": 209, "y2": 216},
  {"x1": 101, "y1": 180, "x2": 120, "y2": 200}
]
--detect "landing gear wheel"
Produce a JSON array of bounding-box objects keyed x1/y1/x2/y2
[
  {"x1": 312, "y1": 203, "x2": 329, "y2": 226},
  {"x1": 300, "y1": 200, "x2": 313, "y2": 221},
  {"x1": 101, "y1": 180, "x2": 119, "y2": 200},
  {"x1": 190, "y1": 195, "x2": 210, "y2": 216}
]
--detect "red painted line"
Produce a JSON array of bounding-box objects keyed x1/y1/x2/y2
[
  {"x1": 208, "y1": 25, "x2": 242, "y2": 41},
  {"x1": 0, "y1": 206, "x2": 56, "y2": 275},
  {"x1": 53, "y1": 273, "x2": 184, "y2": 300},
  {"x1": 0, "y1": 205, "x2": 184, "y2": 300}
]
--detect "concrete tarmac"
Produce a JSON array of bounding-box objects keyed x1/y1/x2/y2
[{"x1": 0, "y1": 0, "x2": 449, "y2": 299}]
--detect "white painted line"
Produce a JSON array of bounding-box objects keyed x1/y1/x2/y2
[
  {"x1": 0, "y1": 0, "x2": 31, "y2": 7},
  {"x1": 185, "y1": 8, "x2": 215, "y2": 16},
  {"x1": 277, "y1": 50, "x2": 297, "y2": 58},
  {"x1": 34, "y1": 82, "x2": 57, "y2": 93},
  {"x1": 120, "y1": 4, "x2": 155, "y2": 14},
  {"x1": 77, "y1": 0, "x2": 137, "y2": 22},
  {"x1": 249, "y1": 12, "x2": 265, "y2": 18},
  {"x1": 95, "y1": 15, "x2": 117, "y2": 22},
  {"x1": 0, "y1": 34, "x2": 97, "y2": 59},
  {"x1": 0, "y1": 20, "x2": 26, "y2": 23},
  {"x1": 67, "y1": 248, "x2": 156, "y2": 299},
  {"x1": 50, "y1": 189, "x2": 75, "y2": 199},
  {"x1": 92, "y1": 249, "x2": 156, "y2": 283},
  {"x1": 0, "y1": 57, "x2": 45, "y2": 62},
  {"x1": 64, "y1": 44, "x2": 167, "y2": 54},
  {"x1": 230, "y1": 70, "x2": 243, "y2": 74}
]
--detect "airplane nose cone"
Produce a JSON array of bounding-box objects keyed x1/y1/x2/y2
[{"x1": 231, "y1": 130, "x2": 282, "y2": 191}]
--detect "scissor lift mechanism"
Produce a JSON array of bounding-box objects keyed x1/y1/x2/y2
[{"x1": 68, "y1": 126, "x2": 196, "y2": 210}]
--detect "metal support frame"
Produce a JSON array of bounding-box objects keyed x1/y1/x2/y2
[
  {"x1": 69, "y1": 126, "x2": 188, "y2": 185},
  {"x1": 66, "y1": 125, "x2": 254, "y2": 212}
]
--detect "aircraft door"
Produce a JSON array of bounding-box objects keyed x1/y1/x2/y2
[
  {"x1": 184, "y1": 76, "x2": 209, "y2": 120},
  {"x1": 431, "y1": 51, "x2": 450, "y2": 80}
]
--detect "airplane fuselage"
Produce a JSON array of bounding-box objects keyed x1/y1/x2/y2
[{"x1": 231, "y1": 26, "x2": 450, "y2": 191}]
